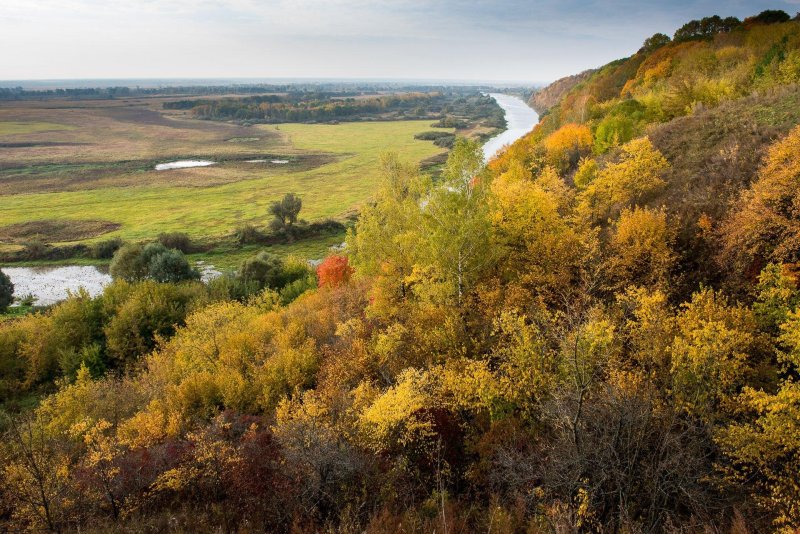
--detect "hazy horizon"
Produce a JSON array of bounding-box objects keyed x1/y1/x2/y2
[{"x1": 2, "y1": 1, "x2": 799, "y2": 84}]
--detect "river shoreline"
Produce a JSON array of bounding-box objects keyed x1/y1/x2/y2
[{"x1": 482, "y1": 93, "x2": 540, "y2": 160}]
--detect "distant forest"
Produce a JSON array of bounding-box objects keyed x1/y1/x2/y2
[{"x1": 164, "y1": 90, "x2": 507, "y2": 126}]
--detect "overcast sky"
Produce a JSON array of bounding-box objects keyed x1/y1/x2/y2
[{"x1": 1, "y1": 0, "x2": 798, "y2": 84}]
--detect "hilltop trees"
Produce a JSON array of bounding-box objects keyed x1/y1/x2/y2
[{"x1": 673, "y1": 15, "x2": 741, "y2": 42}]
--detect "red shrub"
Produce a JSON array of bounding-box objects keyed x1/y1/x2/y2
[{"x1": 317, "y1": 255, "x2": 353, "y2": 288}]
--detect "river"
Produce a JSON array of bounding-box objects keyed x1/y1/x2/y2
[{"x1": 482, "y1": 93, "x2": 539, "y2": 161}]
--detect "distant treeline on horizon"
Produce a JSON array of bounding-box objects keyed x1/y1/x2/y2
[{"x1": 0, "y1": 82, "x2": 532, "y2": 101}]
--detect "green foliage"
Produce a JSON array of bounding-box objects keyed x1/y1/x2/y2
[
  {"x1": 639, "y1": 32, "x2": 671, "y2": 53},
  {"x1": 103, "y1": 280, "x2": 207, "y2": 368},
  {"x1": 673, "y1": 15, "x2": 741, "y2": 42},
  {"x1": 89, "y1": 237, "x2": 123, "y2": 260},
  {"x1": 157, "y1": 232, "x2": 192, "y2": 253},
  {"x1": 594, "y1": 113, "x2": 636, "y2": 152},
  {"x1": 0, "y1": 269, "x2": 13, "y2": 312},
  {"x1": 269, "y1": 193, "x2": 303, "y2": 232},
  {"x1": 110, "y1": 242, "x2": 199, "y2": 283}
]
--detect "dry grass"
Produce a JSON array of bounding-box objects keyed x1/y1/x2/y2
[{"x1": 0, "y1": 219, "x2": 120, "y2": 243}]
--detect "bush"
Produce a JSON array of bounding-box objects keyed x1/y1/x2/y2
[
  {"x1": 90, "y1": 237, "x2": 124, "y2": 259},
  {"x1": 207, "y1": 273, "x2": 262, "y2": 302},
  {"x1": 110, "y1": 242, "x2": 199, "y2": 283},
  {"x1": 109, "y1": 243, "x2": 148, "y2": 281},
  {"x1": 316, "y1": 255, "x2": 353, "y2": 288},
  {"x1": 22, "y1": 240, "x2": 48, "y2": 260},
  {"x1": 148, "y1": 249, "x2": 201, "y2": 283},
  {"x1": 236, "y1": 252, "x2": 313, "y2": 293},
  {"x1": 157, "y1": 232, "x2": 193, "y2": 253},
  {"x1": 103, "y1": 280, "x2": 207, "y2": 368},
  {"x1": 238, "y1": 252, "x2": 286, "y2": 289},
  {"x1": 0, "y1": 269, "x2": 13, "y2": 312},
  {"x1": 235, "y1": 224, "x2": 265, "y2": 245}
]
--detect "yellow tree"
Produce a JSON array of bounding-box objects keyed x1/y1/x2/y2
[
  {"x1": 720, "y1": 125, "x2": 800, "y2": 276},
  {"x1": 543, "y1": 123, "x2": 593, "y2": 173},
  {"x1": 576, "y1": 137, "x2": 669, "y2": 224},
  {"x1": 669, "y1": 288, "x2": 758, "y2": 420},
  {"x1": 605, "y1": 206, "x2": 676, "y2": 291},
  {"x1": 719, "y1": 307, "x2": 800, "y2": 530}
]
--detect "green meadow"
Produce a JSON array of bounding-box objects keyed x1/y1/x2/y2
[{"x1": 0, "y1": 117, "x2": 448, "y2": 246}]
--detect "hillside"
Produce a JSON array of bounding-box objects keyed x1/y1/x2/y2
[
  {"x1": 528, "y1": 69, "x2": 596, "y2": 113},
  {"x1": 2, "y1": 9, "x2": 800, "y2": 534}
]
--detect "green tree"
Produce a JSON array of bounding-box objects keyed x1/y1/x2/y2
[
  {"x1": 347, "y1": 153, "x2": 429, "y2": 302},
  {"x1": 0, "y1": 268, "x2": 13, "y2": 312},
  {"x1": 419, "y1": 138, "x2": 492, "y2": 304},
  {"x1": 639, "y1": 32, "x2": 671, "y2": 53},
  {"x1": 110, "y1": 242, "x2": 198, "y2": 283},
  {"x1": 148, "y1": 249, "x2": 200, "y2": 283},
  {"x1": 269, "y1": 193, "x2": 303, "y2": 231}
]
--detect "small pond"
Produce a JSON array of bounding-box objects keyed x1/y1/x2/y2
[
  {"x1": 3, "y1": 263, "x2": 221, "y2": 307},
  {"x1": 155, "y1": 160, "x2": 216, "y2": 171},
  {"x1": 3, "y1": 265, "x2": 112, "y2": 306}
]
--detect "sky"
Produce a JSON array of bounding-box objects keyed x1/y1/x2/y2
[{"x1": 1, "y1": 0, "x2": 798, "y2": 84}]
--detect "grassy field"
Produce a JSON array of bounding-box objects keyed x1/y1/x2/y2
[
  {"x1": 0, "y1": 121, "x2": 76, "y2": 135},
  {"x1": 0, "y1": 99, "x2": 449, "y2": 252}
]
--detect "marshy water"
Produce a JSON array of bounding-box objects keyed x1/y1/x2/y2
[
  {"x1": 3, "y1": 265, "x2": 112, "y2": 306},
  {"x1": 155, "y1": 160, "x2": 216, "y2": 170},
  {"x1": 482, "y1": 93, "x2": 539, "y2": 160},
  {"x1": 4, "y1": 263, "x2": 221, "y2": 307}
]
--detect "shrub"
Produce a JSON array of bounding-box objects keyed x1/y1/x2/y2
[
  {"x1": 317, "y1": 255, "x2": 353, "y2": 288},
  {"x1": 109, "y1": 243, "x2": 148, "y2": 282},
  {"x1": 148, "y1": 249, "x2": 201, "y2": 283},
  {"x1": 237, "y1": 252, "x2": 286, "y2": 289},
  {"x1": 158, "y1": 232, "x2": 192, "y2": 253},
  {"x1": 103, "y1": 280, "x2": 207, "y2": 368},
  {"x1": 235, "y1": 223, "x2": 265, "y2": 245},
  {"x1": 22, "y1": 240, "x2": 48, "y2": 260},
  {"x1": 0, "y1": 269, "x2": 13, "y2": 312},
  {"x1": 90, "y1": 237, "x2": 124, "y2": 259},
  {"x1": 207, "y1": 273, "x2": 262, "y2": 302},
  {"x1": 594, "y1": 114, "x2": 636, "y2": 153},
  {"x1": 110, "y1": 242, "x2": 199, "y2": 283}
]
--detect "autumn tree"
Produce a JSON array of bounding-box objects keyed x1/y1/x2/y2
[
  {"x1": 543, "y1": 123, "x2": 593, "y2": 172},
  {"x1": 576, "y1": 137, "x2": 669, "y2": 224},
  {"x1": 720, "y1": 125, "x2": 800, "y2": 278},
  {"x1": 347, "y1": 153, "x2": 428, "y2": 303},
  {"x1": 604, "y1": 206, "x2": 676, "y2": 292},
  {"x1": 317, "y1": 255, "x2": 352, "y2": 288},
  {"x1": 669, "y1": 288, "x2": 759, "y2": 420},
  {"x1": 719, "y1": 304, "x2": 800, "y2": 530},
  {"x1": 418, "y1": 138, "x2": 492, "y2": 305},
  {"x1": 2, "y1": 414, "x2": 77, "y2": 532}
]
